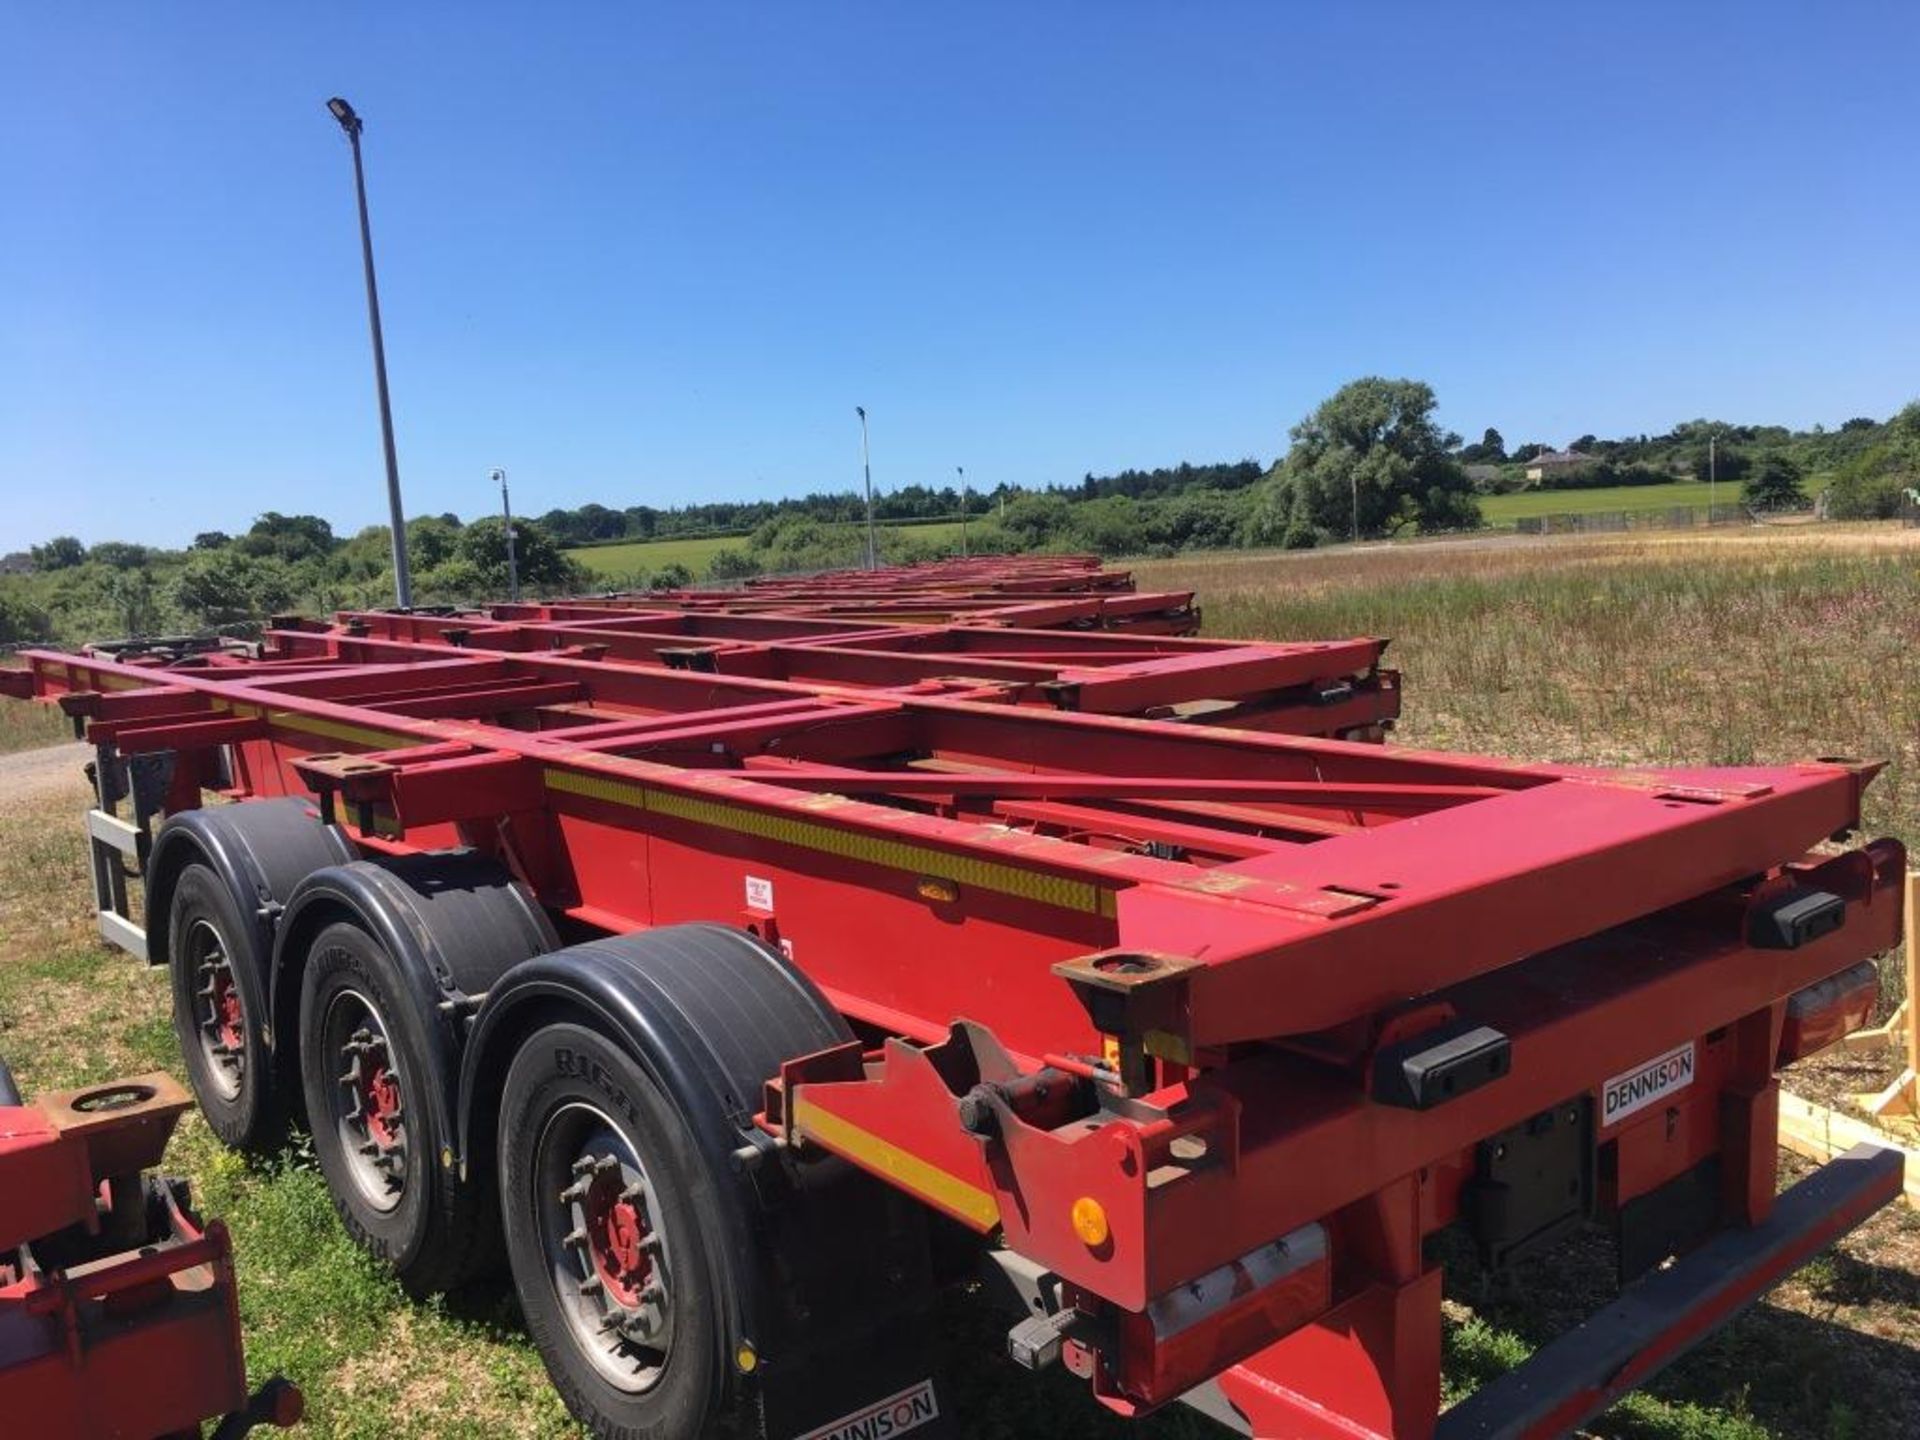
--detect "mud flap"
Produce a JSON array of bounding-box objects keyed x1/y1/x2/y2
[{"x1": 752, "y1": 1155, "x2": 957, "y2": 1440}]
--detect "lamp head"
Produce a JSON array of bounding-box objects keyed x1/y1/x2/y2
[{"x1": 326, "y1": 97, "x2": 362, "y2": 136}]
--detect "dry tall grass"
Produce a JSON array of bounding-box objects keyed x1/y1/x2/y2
[{"x1": 1142, "y1": 527, "x2": 1920, "y2": 852}]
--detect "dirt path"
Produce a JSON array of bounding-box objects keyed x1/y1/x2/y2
[{"x1": 0, "y1": 742, "x2": 92, "y2": 805}]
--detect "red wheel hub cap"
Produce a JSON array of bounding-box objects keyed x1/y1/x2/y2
[{"x1": 584, "y1": 1171, "x2": 652, "y2": 1307}]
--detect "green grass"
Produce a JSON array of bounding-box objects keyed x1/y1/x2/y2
[
  {"x1": 569, "y1": 520, "x2": 974, "y2": 581},
  {"x1": 0, "y1": 659, "x2": 70, "y2": 753},
  {"x1": 1478, "y1": 479, "x2": 1732, "y2": 524},
  {"x1": 568, "y1": 532, "x2": 745, "y2": 579}
]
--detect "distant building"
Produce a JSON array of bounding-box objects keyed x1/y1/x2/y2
[
  {"x1": 1524, "y1": 449, "x2": 1598, "y2": 483},
  {"x1": 0, "y1": 552, "x2": 33, "y2": 575}
]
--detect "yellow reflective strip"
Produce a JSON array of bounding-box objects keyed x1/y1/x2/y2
[
  {"x1": 265, "y1": 710, "x2": 415, "y2": 751},
  {"x1": 544, "y1": 766, "x2": 1114, "y2": 916},
  {"x1": 792, "y1": 1096, "x2": 999, "y2": 1230},
  {"x1": 546, "y1": 767, "x2": 653, "y2": 811}
]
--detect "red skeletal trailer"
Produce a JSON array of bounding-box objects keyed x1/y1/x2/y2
[{"x1": 0, "y1": 562, "x2": 1903, "y2": 1440}]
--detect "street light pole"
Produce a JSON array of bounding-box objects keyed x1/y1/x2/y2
[
  {"x1": 957, "y1": 466, "x2": 969, "y2": 557},
  {"x1": 1709, "y1": 431, "x2": 1717, "y2": 523},
  {"x1": 326, "y1": 96, "x2": 412, "y2": 609},
  {"x1": 856, "y1": 406, "x2": 877, "y2": 571},
  {"x1": 492, "y1": 467, "x2": 519, "y2": 601},
  {"x1": 1351, "y1": 474, "x2": 1359, "y2": 545}
]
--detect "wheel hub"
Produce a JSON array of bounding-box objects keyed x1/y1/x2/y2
[
  {"x1": 536, "y1": 1107, "x2": 675, "y2": 1393},
  {"x1": 324, "y1": 991, "x2": 409, "y2": 1211},
  {"x1": 188, "y1": 919, "x2": 245, "y2": 1099},
  {"x1": 579, "y1": 1160, "x2": 657, "y2": 1309},
  {"x1": 360, "y1": 1053, "x2": 403, "y2": 1150}
]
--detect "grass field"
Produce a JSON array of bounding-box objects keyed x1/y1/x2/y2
[
  {"x1": 567, "y1": 532, "x2": 744, "y2": 578},
  {"x1": 1476, "y1": 479, "x2": 1731, "y2": 524},
  {"x1": 0, "y1": 659, "x2": 71, "y2": 754},
  {"x1": 1, "y1": 525, "x2": 1916, "y2": 1437},
  {"x1": 570, "y1": 520, "x2": 973, "y2": 580}
]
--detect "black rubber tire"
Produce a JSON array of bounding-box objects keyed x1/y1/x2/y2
[
  {"x1": 499, "y1": 1022, "x2": 732, "y2": 1440},
  {"x1": 298, "y1": 919, "x2": 494, "y2": 1295},
  {"x1": 168, "y1": 863, "x2": 277, "y2": 1148}
]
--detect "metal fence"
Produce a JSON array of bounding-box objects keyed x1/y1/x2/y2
[{"x1": 1512, "y1": 503, "x2": 1748, "y2": 536}]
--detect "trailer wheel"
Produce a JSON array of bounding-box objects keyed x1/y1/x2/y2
[
  {"x1": 150, "y1": 800, "x2": 354, "y2": 1150},
  {"x1": 499, "y1": 1022, "x2": 722, "y2": 1438},
  {"x1": 298, "y1": 920, "x2": 486, "y2": 1294},
  {"x1": 168, "y1": 864, "x2": 274, "y2": 1147}
]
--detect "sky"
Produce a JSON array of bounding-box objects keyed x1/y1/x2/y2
[{"x1": 2, "y1": 3, "x2": 1916, "y2": 551}]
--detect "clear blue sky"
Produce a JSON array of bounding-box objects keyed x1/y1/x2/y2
[{"x1": 3, "y1": 3, "x2": 1915, "y2": 551}]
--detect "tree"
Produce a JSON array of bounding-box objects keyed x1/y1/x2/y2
[
  {"x1": 1826, "y1": 402, "x2": 1920, "y2": 518},
  {"x1": 998, "y1": 493, "x2": 1074, "y2": 548},
  {"x1": 1254, "y1": 378, "x2": 1480, "y2": 542},
  {"x1": 89, "y1": 541, "x2": 152, "y2": 570},
  {"x1": 191, "y1": 530, "x2": 232, "y2": 550},
  {"x1": 107, "y1": 569, "x2": 163, "y2": 636},
  {"x1": 0, "y1": 591, "x2": 52, "y2": 645},
  {"x1": 1690, "y1": 442, "x2": 1750, "y2": 484},
  {"x1": 1744, "y1": 456, "x2": 1805, "y2": 511},
  {"x1": 406, "y1": 515, "x2": 463, "y2": 571},
  {"x1": 707, "y1": 548, "x2": 764, "y2": 581},
  {"x1": 450, "y1": 516, "x2": 581, "y2": 592},
  {"x1": 573, "y1": 503, "x2": 626, "y2": 541},
  {"x1": 241, "y1": 512, "x2": 335, "y2": 564},
  {"x1": 173, "y1": 550, "x2": 296, "y2": 627},
  {"x1": 1460, "y1": 427, "x2": 1506, "y2": 464},
  {"x1": 1060, "y1": 496, "x2": 1151, "y2": 555},
  {"x1": 1155, "y1": 491, "x2": 1248, "y2": 550},
  {"x1": 30, "y1": 536, "x2": 86, "y2": 570}
]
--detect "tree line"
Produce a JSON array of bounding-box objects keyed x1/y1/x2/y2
[{"x1": 6, "y1": 379, "x2": 1917, "y2": 647}]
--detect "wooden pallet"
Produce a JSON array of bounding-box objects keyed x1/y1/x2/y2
[{"x1": 1777, "y1": 871, "x2": 1920, "y2": 1208}]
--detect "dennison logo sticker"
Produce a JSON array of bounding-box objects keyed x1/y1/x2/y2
[
  {"x1": 795, "y1": 1380, "x2": 940, "y2": 1440},
  {"x1": 1602, "y1": 1042, "x2": 1695, "y2": 1125}
]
